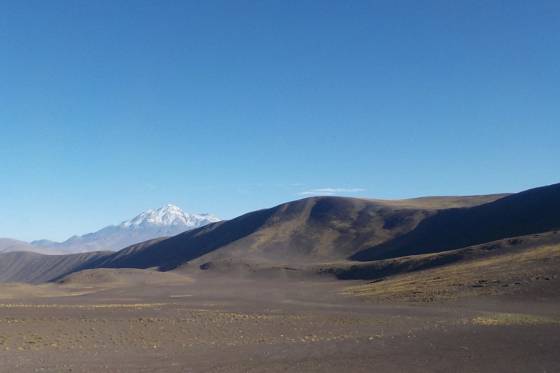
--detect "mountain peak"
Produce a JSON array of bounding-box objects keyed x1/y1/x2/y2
[
  {"x1": 120, "y1": 205, "x2": 220, "y2": 229},
  {"x1": 160, "y1": 203, "x2": 182, "y2": 211},
  {"x1": 29, "y1": 204, "x2": 221, "y2": 253}
]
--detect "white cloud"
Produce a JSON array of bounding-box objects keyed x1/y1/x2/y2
[{"x1": 298, "y1": 187, "x2": 366, "y2": 196}]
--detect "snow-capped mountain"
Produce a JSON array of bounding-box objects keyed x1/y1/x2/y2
[
  {"x1": 31, "y1": 205, "x2": 220, "y2": 253},
  {"x1": 121, "y1": 204, "x2": 219, "y2": 229}
]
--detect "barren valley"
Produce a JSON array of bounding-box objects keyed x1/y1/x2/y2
[
  {"x1": 0, "y1": 270, "x2": 559, "y2": 372},
  {"x1": 1, "y1": 183, "x2": 560, "y2": 372}
]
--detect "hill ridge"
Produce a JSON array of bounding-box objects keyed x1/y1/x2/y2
[{"x1": 1, "y1": 184, "x2": 559, "y2": 284}]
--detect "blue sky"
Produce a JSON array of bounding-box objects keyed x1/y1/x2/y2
[{"x1": 1, "y1": 0, "x2": 559, "y2": 241}]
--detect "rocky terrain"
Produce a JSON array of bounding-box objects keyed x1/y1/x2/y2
[
  {"x1": 1, "y1": 182, "x2": 559, "y2": 372},
  {"x1": 0, "y1": 270, "x2": 558, "y2": 372}
]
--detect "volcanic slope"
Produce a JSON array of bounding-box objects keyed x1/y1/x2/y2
[
  {"x1": 94, "y1": 194, "x2": 506, "y2": 272},
  {"x1": 0, "y1": 250, "x2": 112, "y2": 283},
  {"x1": 10, "y1": 187, "x2": 560, "y2": 283},
  {"x1": 352, "y1": 182, "x2": 560, "y2": 261}
]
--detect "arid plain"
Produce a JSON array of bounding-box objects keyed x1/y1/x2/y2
[
  {"x1": 1, "y1": 256, "x2": 559, "y2": 372},
  {"x1": 1, "y1": 183, "x2": 560, "y2": 372}
]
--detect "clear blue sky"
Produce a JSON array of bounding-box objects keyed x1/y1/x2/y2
[{"x1": 1, "y1": 1, "x2": 559, "y2": 241}]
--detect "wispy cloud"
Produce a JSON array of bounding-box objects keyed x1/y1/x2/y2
[{"x1": 298, "y1": 187, "x2": 366, "y2": 196}]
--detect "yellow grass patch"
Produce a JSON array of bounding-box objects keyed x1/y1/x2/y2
[
  {"x1": 344, "y1": 244, "x2": 560, "y2": 302},
  {"x1": 470, "y1": 313, "x2": 560, "y2": 326}
]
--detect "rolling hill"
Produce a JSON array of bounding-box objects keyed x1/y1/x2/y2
[
  {"x1": 0, "y1": 250, "x2": 111, "y2": 283},
  {"x1": 0, "y1": 182, "x2": 558, "y2": 285},
  {"x1": 0, "y1": 238, "x2": 38, "y2": 253},
  {"x1": 351, "y1": 182, "x2": 560, "y2": 261},
  {"x1": 0, "y1": 193, "x2": 505, "y2": 282},
  {"x1": 93, "y1": 193, "x2": 506, "y2": 271},
  {"x1": 0, "y1": 238, "x2": 63, "y2": 255}
]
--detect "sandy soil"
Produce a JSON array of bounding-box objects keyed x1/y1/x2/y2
[{"x1": 0, "y1": 272, "x2": 559, "y2": 372}]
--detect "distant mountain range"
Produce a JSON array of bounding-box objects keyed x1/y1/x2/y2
[
  {"x1": 0, "y1": 205, "x2": 220, "y2": 254},
  {"x1": 0, "y1": 238, "x2": 64, "y2": 255},
  {"x1": 1, "y1": 182, "x2": 559, "y2": 284}
]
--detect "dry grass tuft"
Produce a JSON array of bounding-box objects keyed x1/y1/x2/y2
[
  {"x1": 344, "y1": 244, "x2": 560, "y2": 302},
  {"x1": 470, "y1": 313, "x2": 560, "y2": 326}
]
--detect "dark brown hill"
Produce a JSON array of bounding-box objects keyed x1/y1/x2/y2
[
  {"x1": 352, "y1": 182, "x2": 560, "y2": 261},
  {"x1": 94, "y1": 194, "x2": 505, "y2": 271},
  {"x1": 0, "y1": 190, "x2": 536, "y2": 283},
  {"x1": 0, "y1": 251, "x2": 111, "y2": 283}
]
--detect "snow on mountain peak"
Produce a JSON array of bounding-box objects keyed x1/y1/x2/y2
[
  {"x1": 28, "y1": 204, "x2": 221, "y2": 253},
  {"x1": 121, "y1": 204, "x2": 220, "y2": 229}
]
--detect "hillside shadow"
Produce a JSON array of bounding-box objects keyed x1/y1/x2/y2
[{"x1": 352, "y1": 183, "x2": 560, "y2": 261}]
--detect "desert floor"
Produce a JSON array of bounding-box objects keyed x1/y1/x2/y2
[{"x1": 0, "y1": 274, "x2": 559, "y2": 372}]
